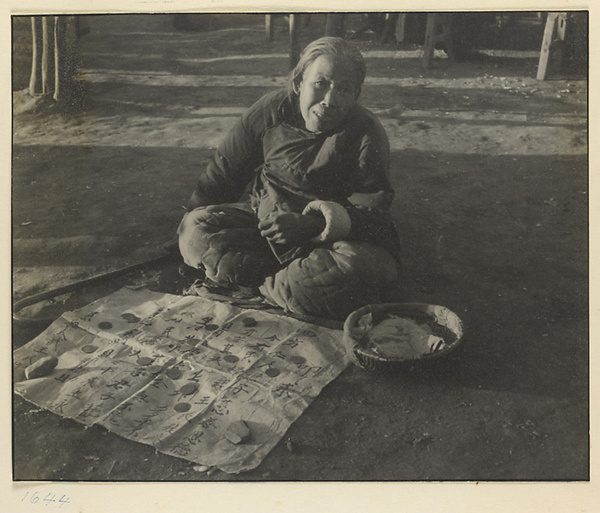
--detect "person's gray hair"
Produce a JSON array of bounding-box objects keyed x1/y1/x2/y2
[{"x1": 288, "y1": 37, "x2": 366, "y2": 99}]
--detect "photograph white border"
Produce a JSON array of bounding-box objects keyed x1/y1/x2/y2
[{"x1": 3, "y1": 2, "x2": 596, "y2": 512}]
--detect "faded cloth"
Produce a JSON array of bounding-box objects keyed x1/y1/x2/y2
[
  {"x1": 179, "y1": 89, "x2": 400, "y2": 319},
  {"x1": 13, "y1": 287, "x2": 349, "y2": 474}
]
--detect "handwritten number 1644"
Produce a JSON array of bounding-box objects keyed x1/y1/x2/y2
[{"x1": 21, "y1": 491, "x2": 71, "y2": 507}]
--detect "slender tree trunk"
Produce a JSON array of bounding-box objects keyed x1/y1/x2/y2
[
  {"x1": 53, "y1": 16, "x2": 68, "y2": 101},
  {"x1": 28, "y1": 15, "x2": 80, "y2": 103},
  {"x1": 289, "y1": 14, "x2": 300, "y2": 68},
  {"x1": 265, "y1": 14, "x2": 274, "y2": 42},
  {"x1": 41, "y1": 16, "x2": 51, "y2": 95},
  {"x1": 53, "y1": 17, "x2": 60, "y2": 100},
  {"x1": 324, "y1": 13, "x2": 346, "y2": 37},
  {"x1": 28, "y1": 17, "x2": 43, "y2": 95}
]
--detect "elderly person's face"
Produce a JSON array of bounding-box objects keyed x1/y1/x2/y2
[{"x1": 298, "y1": 54, "x2": 358, "y2": 133}]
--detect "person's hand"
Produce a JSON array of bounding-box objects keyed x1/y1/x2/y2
[{"x1": 258, "y1": 212, "x2": 325, "y2": 245}]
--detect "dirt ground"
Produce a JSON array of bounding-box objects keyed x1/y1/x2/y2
[{"x1": 11, "y1": 13, "x2": 588, "y2": 481}]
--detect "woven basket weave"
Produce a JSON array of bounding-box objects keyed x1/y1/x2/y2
[{"x1": 342, "y1": 303, "x2": 465, "y2": 371}]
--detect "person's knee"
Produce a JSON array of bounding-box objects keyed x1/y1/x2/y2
[
  {"x1": 260, "y1": 241, "x2": 399, "y2": 319},
  {"x1": 328, "y1": 241, "x2": 398, "y2": 286},
  {"x1": 178, "y1": 205, "x2": 253, "y2": 267},
  {"x1": 177, "y1": 208, "x2": 214, "y2": 269},
  {"x1": 177, "y1": 206, "x2": 278, "y2": 285}
]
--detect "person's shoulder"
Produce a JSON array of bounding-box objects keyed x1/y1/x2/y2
[
  {"x1": 348, "y1": 104, "x2": 388, "y2": 140},
  {"x1": 243, "y1": 89, "x2": 289, "y2": 131}
]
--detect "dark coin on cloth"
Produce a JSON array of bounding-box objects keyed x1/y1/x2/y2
[
  {"x1": 265, "y1": 368, "x2": 280, "y2": 378},
  {"x1": 81, "y1": 345, "x2": 98, "y2": 354},
  {"x1": 204, "y1": 324, "x2": 219, "y2": 331},
  {"x1": 174, "y1": 402, "x2": 191, "y2": 413},
  {"x1": 180, "y1": 383, "x2": 197, "y2": 395},
  {"x1": 121, "y1": 312, "x2": 141, "y2": 323},
  {"x1": 98, "y1": 322, "x2": 113, "y2": 330},
  {"x1": 167, "y1": 368, "x2": 182, "y2": 380},
  {"x1": 223, "y1": 354, "x2": 239, "y2": 363},
  {"x1": 242, "y1": 317, "x2": 257, "y2": 327},
  {"x1": 147, "y1": 365, "x2": 162, "y2": 374},
  {"x1": 137, "y1": 357, "x2": 153, "y2": 366},
  {"x1": 290, "y1": 356, "x2": 306, "y2": 365}
]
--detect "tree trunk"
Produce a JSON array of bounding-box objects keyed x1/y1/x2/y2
[
  {"x1": 53, "y1": 16, "x2": 61, "y2": 100},
  {"x1": 289, "y1": 14, "x2": 300, "y2": 68},
  {"x1": 325, "y1": 14, "x2": 346, "y2": 37},
  {"x1": 41, "y1": 16, "x2": 51, "y2": 95},
  {"x1": 28, "y1": 15, "x2": 80, "y2": 103},
  {"x1": 28, "y1": 17, "x2": 42, "y2": 95}
]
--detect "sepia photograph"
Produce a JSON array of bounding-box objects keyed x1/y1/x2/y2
[{"x1": 10, "y1": 6, "x2": 590, "y2": 497}]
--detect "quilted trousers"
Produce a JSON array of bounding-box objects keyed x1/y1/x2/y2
[{"x1": 178, "y1": 204, "x2": 399, "y2": 320}]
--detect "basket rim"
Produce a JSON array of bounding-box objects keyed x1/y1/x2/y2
[{"x1": 343, "y1": 302, "x2": 465, "y2": 367}]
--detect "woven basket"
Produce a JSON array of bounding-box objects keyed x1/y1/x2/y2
[{"x1": 342, "y1": 303, "x2": 465, "y2": 371}]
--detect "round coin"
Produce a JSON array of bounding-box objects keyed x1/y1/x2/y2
[
  {"x1": 81, "y1": 345, "x2": 98, "y2": 354},
  {"x1": 223, "y1": 354, "x2": 239, "y2": 364},
  {"x1": 147, "y1": 365, "x2": 162, "y2": 374},
  {"x1": 180, "y1": 383, "x2": 197, "y2": 395},
  {"x1": 98, "y1": 321, "x2": 113, "y2": 330},
  {"x1": 137, "y1": 357, "x2": 153, "y2": 366},
  {"x1": 265, "y1": 368, "x2": 280, "y2": 378},
  {"x1": 174, "y1": 402, "x2": 191, "y2": 413},
  {"x1": 204, "y1": 324, "x2": 219, "y2": 331},
  {"x1": 121, "y1": 313, "x2": 141, "y2": 323},
  {"x1": 167, "y1": 368, "x2": 182, "y2": 380},
  {"x1": 242, "y1": 317, "x2": 257, "y2": 327},
  {"x1": 290, "y1": 356, "x2": 306, "y2": 365}
]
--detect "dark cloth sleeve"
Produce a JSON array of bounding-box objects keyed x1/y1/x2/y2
[
  {"x1": 188, "y1": 93, "x2": 277, "y2": 210},
  {"x1": 343, "y1": 111, "x2": 400, "y2": 259}
]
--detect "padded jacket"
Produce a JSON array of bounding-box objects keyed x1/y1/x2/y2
[{"x1": 188, "y1": 89, "x2": 400, "y2": 263}]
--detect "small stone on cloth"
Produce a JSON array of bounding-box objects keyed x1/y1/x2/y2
[
  {"x1": 25, "y1": 356, "x2": 59, "y2": 380},
  {"x1": 225, "y1": 420, "x2": 251, "y2": 444}
]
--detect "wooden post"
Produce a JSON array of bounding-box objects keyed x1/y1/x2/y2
[
  {"x1": 265, "y1": 14, "x2": 274, "y2": 42},
  {"x1": 379, "y1": 13, "x2": 398, "y2": 45},
  {"x1": 423, "y1": 14, "x2": 436, "y2": 70},
  {"x1": 395, "y1": 13, "x2": 407, "y2": 43},
  {"x1": 537, "y1": 13, "x2": 567, "y2": 80},
  {"x1": 423, "y1": 13, "x2": 454, "y2": 70},
  {"x1": 289, "y1": 13, "x2": 300, "y2": 68},
  {"x1": 324, "y1": 13, "x2": 345, "y2": 37}
]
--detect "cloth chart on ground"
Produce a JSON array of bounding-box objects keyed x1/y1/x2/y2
[{"x1": 13, "y1": 287, "x2": 349, "y2": 473}]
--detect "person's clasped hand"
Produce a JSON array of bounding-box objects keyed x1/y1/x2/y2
[{"x1": 258, "y1": 212, "x2": 326, "y2": 245}]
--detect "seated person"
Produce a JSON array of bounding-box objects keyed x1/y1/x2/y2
[{"x1": 178, "y1": 36, "x2": 400, "y2": 320}]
